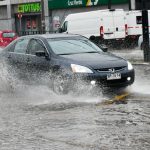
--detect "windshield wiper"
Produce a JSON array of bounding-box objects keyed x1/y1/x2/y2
[
  {"x1": 59, "y1": 53, "x2": 80, "y2": 55},
  {"x1": 85, "y1": 51, "x2": 98, "y2": 53},
  {"x1": 59, "y1": 51, "x2": 98, "y2": 55}
]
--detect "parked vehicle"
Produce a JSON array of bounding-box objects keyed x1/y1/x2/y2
[
  {"x1": 1, "y1": 34, "x2": 135, "y2": 94},
  {"x1": 0, "y1": 30, "x2": 18, "y2": 48},
  {"x1": 125, "y1": 10, "x2": 150, "y2": 47},
  {"x1": 59, "y1": 9, "x2": 127, "y2": 45},
  {"x1": 125, "y1": 10, "x2": 142, "y2": 47},
  {"x1": 137, "y1": 10, "x2": 150, "y2": 50}
]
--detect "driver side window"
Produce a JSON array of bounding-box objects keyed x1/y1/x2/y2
[{"x1": 28, "y1": 39, "x2": 46, "y2": 55}]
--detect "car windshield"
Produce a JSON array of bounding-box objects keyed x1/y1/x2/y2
[
  {"x1": 3, "y1": 32, "x2": 16, "y2": 38},
  {"x1": 47, "y1": 38, "x2": 103, "y2": 55}
]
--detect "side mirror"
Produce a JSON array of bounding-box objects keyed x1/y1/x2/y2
[
  {"x1": 35, "y1": 51, "x2": 47, "y2": 57},
  {"x1": 99, "y1": 44, "x2": 108, "y2": 52}
]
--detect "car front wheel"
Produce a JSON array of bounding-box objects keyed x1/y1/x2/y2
[{"x1": 52, "y1": 76, "x2": 69, "y2": 95}]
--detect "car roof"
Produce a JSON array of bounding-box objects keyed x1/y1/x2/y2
[{"x1": 20, "y1": 33, "x2": 84, "y2": 39}]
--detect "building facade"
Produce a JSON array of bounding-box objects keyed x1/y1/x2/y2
[
  {"x1": 0, "y1": 0, "x2": 135, "y2": 34},
  {"x1": 135, "y1": 0, "x2": 150, "y2": 10},
  {"x1": 0, "y1": 0, "x2": 49, "y2": 34}
]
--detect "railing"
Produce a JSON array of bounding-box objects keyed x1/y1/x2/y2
[{"x1": 18, "y1": 31, "x2": 55, "y2": 36}]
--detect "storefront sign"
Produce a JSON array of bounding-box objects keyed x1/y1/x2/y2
[
  {"x1": 18, "y1": 3, "x2": 41, "y2": 13},
  {"x1": 68, "y1": 0, "x2": 83, "y2": 6},
  {"x1": 48, "y1": 0, "x2": 128, "y2": 9}
]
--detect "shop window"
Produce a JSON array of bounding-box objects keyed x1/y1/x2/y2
[
  {"x1": 32, "y1": 20, "x2": 37, "y2": 29},
  {"x1": 26, "y1": 18, "x2": 31, "y2": 29}
]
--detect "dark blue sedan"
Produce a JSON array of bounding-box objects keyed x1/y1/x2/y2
[{"x1": 1, "y1": 34, "x2": 135, "y2": 94}]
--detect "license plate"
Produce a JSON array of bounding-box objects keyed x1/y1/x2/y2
[{"x1": 107, "y1": 73, "x2": 121, "y2": 80}]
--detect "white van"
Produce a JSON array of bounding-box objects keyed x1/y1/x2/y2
[
  {"x1": 126, "y1": 10, "x2": 142, "y2": 37},
  {"x1": 60, "y1": 9, "x2": 127, "y2": 43},
  {"x1": 125, "y1": 10, "x2": 150, "y2": 47},
  {"x1": 137, "y1": 10, "x2": 150, "y2": 49}
]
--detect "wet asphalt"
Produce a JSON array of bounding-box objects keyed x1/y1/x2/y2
[{"x1": 0, "y1": 49, "x2": 150, "y2": 150}]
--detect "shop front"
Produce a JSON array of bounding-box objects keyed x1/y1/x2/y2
[{"x1": 14, "y1": 2, "x2": 42, "y2": 35}]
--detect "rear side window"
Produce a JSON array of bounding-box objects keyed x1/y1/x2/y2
[
  {"x1": 3, "y1": 32, "x2": 16, "y2": 38},
  {"x1": 13, "y1": 39, "x2": 29, "y2": 54},
  {"x1": 28, "y1": 39, "x2": 46, "y2": 55}
]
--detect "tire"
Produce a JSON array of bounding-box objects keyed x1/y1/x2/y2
[{"x1": 52, "y1": 76, "x2": 69, "y2": 95}]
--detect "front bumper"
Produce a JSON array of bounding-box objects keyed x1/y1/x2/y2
[{"x1": 70, "y1": 68, "x2": 135, "y2": 88}]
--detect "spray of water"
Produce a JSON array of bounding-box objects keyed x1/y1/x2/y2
[
  {"x1": 130, "y1": 66, "x2": 150, "y2": 95},
  {"x1": 0, "y1": 60, "x2": 105, "y2": 107}
]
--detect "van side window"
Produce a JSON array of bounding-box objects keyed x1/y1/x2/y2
[
  {"x1": 62, "y1": 21, "x2": 68, "y2": 32},
  {"x1": 136, "y1": 16, "x2": 142, "y2": 24}
]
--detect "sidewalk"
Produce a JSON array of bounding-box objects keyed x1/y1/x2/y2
[{"x1": 110, "y1": 48, "x2": 150, "y2": 65}]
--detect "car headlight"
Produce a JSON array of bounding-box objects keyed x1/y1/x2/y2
[
  {"x1": 71, "y1": 64, "x2": 93, "y2": 73},
  {"x1": 127, "y1": 61, "x2": 133, "y2": 70}
]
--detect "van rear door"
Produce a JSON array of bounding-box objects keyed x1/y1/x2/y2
[
  {"x1": 112, "y1": 10, "x2": 127, "y2": 39},
  {"x1": 101, "y1": 10, "x2": 126, "y2": 40},
  {"x1": 102, "y1": 11, "x2": 115, "y2": 40}
]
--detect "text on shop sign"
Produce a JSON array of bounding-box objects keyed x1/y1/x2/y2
[{"x1": 18, "y1": 3, "x2": 41, "y2": 13}]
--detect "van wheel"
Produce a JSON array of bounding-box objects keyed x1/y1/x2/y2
[{"x1": 53, "y1": 76, "x2": 69, "y2": 95}]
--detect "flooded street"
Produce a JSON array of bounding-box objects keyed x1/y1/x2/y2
[
  {"x1": 0, "y1": 58, "x2": 150, "y2": 150},
  {"x1": 0, "y1": 0, "x2": 150, "y2": 149}
]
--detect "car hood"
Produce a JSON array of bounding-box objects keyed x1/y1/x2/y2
[{"x1": 60, "y1": 52, "x2": 127, "y2": 69}]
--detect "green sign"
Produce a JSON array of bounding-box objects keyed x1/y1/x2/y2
[
  {"x1": 18, "y1": 3, "x2": 41, "y2": 13},
  {"x1": 48, "y1": 0, "x2": 129, "y2": 9}
]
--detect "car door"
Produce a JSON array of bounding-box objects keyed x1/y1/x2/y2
[
  {"x1": 27, "y1": 38, "x2": 51, "y2": 84},
  {"x1": 5, "y1": 38, "x2": 30, "y2": 79}
]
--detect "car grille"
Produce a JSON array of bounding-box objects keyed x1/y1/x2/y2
[{"x1": 95, "y1": 66, "x2": 126, "y2": 72}]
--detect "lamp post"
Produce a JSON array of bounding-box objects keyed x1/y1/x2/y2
[
  {"x1": 108, "y1": 0, "x2": 111, "y2": 9},
  {"x1": 129, "y1": 0, "x2": 131, "y2": 10},
  {"x1": 142, "y1": 0, "x2": 150, "y2": 62},
  {"x1": 91, "y1": 0, "x2": 95, "y2": 6},
  {"x1": 41, "y1": 0, "x2": 45, "y2": 33}
]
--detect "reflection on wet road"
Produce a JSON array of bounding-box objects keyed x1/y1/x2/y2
[{"x1": 0, "y1": 65, "x2": 150, "y2": 150}]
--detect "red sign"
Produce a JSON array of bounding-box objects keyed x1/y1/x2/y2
[{"x1": 17, "y1": 13, "x2": 22, "y2": 19}]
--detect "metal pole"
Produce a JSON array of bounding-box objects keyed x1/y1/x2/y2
[
  {"x1": 19, "y1": 17, "x2": 22, "y2": 35},
  {"x1": 142, "y1": 0, "x2": 150, "y2": 62},
  {"x1": 41, "y1": 0, "x2": 45, "y2": 33},
  {"x1": 129, "y1": 0, "x2": 131, "y2": 10},
  {"x1": 108, "y1": 0, "x2": 111, "y2": 9},
  {"x1": 91, "y1": 0, "x2": 95, "y2": 6}
]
